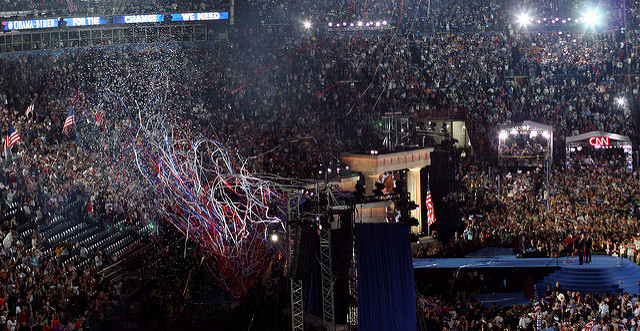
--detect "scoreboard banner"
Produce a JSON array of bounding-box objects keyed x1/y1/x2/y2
[
  {"x1": 113, "y1": 14, "x2": 165, "y2": 24},
  {"x1": 63, "y1": 17, "x2": 108, "y2": 27},
  {"x1": 3, "y1": 18, "x2": 58, "y2": 30},
  {"x1": 170, "y1": 12, "x2": 229, "y2": 21}
]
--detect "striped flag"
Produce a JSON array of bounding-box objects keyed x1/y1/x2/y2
[
  {"x1": 7, "y1": 124, "x2": 20, "y2": 147},
  {"x1": 426, "y1": 191, "x2": 436, "y2": 226},
  {"x1": 3, "y1": 124, "x2": 20, "y2": 157},
  {"x1": 25, "y1": 101, "x2": 34, "y2": 117},
  {"x1": 95, "y1": 110, "x2": 104, "y2": 127},
  {"x1": 62, "y1": 107, "x2": 75, "y2": 134}
]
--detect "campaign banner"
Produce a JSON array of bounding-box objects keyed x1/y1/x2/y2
[
  {"x1": 63, "y1": 17, "x2": 108, "y2": 27},
  {"x1": 170, "y1": 12, "x2": 229, "y2": 21},
  {"x1": 3, "y1": 18, "x2": 58, "y2": 30},
  {"x1": 113, "y1": 14, "x2": 164, "y2": 24}
]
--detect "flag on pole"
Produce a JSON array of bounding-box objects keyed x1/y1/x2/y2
[
  {"x1": 25, "y1": 101, "x2": 34, "y2": 117},
  {"x1": 7, "y1": 124, "x2": 20, "y2": 147},
  {"x1": 62, "y1": 107, "x2": 75, "y2": 134},
  {"x1": 426, "y1": 191, "x2": 436, "y2": 226},
  {"x1": 3, "y1": 124, "x2": 20, "y2": 157}
]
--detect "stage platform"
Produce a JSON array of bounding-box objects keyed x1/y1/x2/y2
[{"x1": 413, "y1": 247, "x2": 640, "y2": 296}]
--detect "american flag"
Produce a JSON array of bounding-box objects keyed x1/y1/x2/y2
[
  {"x1": 95, "y1": 110, "x2": 104, "y2": 127},
  {"x1": 25, "y1": 101, "x2": 34, "y2": 117},
  {"x1": 426, "y1": 191, "x2": 436, "y2": 226},
  {"x1": 7, "y1": 124, "x2": 20, "y2": 147},
  {"x1": 3, "y1": 124, "x2": 20, "y2": 157},
  {"x1": 62, "y1": 107, "x2": 75, "y2": 134},
  {"x1": 582, "y1": 320, "x2": 598, "y2": 330}
]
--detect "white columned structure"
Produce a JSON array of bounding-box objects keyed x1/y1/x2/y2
[
  {"x1": 341, "y1": 148, "x2": 433, "y2": 233},
  {"x1": 407, "y1": 167, "x2": 422, "y2": 230}
]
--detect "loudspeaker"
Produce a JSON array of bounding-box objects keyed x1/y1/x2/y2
[{"x1": 290, "y1": 224, "x2": 319, "y2": 281}]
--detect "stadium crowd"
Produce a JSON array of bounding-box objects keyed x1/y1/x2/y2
[
  {"x1": 419, "y1": 290, "x2": 640, "y2": 330},
  {"x1": 0, "y1": 0, "x2": 639, "y2": 329}
]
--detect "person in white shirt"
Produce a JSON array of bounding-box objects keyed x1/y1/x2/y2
[
  {"x1": 518, "y1": 313, "x2": 531, "y2": 329},
  {"x1": 6, "y1": 316, "x2": 16, "y2": 331}
]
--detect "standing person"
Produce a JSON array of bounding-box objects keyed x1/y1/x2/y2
[
  {"x1": 565, "y1": 234, "x2": 574, "y2": 262},
  {"x1": 576, "y1": 233, "x2": 585, "y2": 265},
  {"x1": 585, "y1": 234, "x2": 593, "y2": 263}
]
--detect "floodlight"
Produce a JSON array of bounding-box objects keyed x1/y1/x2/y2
[
  {"x1": 530, "y1": 130, "x2": 538, "y2": 138},
  {"x1": 270, "y1": 233, "x2": 279, "y2": 242},
  {"x1": 499, "y1": 131, "x2": 508, "y2": 140},
  {"x1": 616, "y1": 97, "x2": 626, "y2": 107},
  {"x1": 303, "y1": 21, "x2": 312, "y2": 29},
  {"x1": 517, "y1": 13, "x2": 532, "y2": 26},
  {"x1": 510, "y1": 129, "x2": 518, "y2": 135},
  {"x1": 357, "y1": 21, "x2": 363, "y2": 26},
  {"x1": 542, "y1": 131, "x2": 551, "y2": 139},
  {"x1": 582, "y1": 9, "x2": 600, "y2": 26}
]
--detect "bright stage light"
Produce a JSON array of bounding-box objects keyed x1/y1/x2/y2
[
  {"x1": 303, "y1": 21, "x2": 312, "y2": 29},
  {"x1": 582, "y1": 9, "x2": 600, "y2": 26},
  {"x1": 517, "y1": 13, "x2": 532, "y2": 26},
  {"x1": 499, "y1": 131, "x2": 508, "y2": 140},
  {"x1": 510, "y1": 129, "x2": 518, "y2": 135},
  {"x1": 357, "y1": 21, "x2": 363, "y2": 26},
  {"x1": 530, "y1": 130, "x2": 538, "y2": 138},
  {"x1": 616, "y1": 97, "x2": 626, "y2": 107},
  {"x1": 270, "y1": 233, "x2": 279, "y2": 242},
  {"x1": 542, "y1": 131, "x2": 551, "y2": 139}
]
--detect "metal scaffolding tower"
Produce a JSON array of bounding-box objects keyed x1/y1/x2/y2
[
  {"x1": 319, "y1": 222, "x2": 336, "y2": 330},
  {"x1": 381, "y1": 113, "x2": 416, "y2": 150},
  {"x1": 347, "y1": 246, "x2": 358, "y2": 326},
  {"x1": 288, "y1": 193, "x2": 305, "y2": 331},
  {"x1": 290, "y1": 278, "x2": 304, "y2": 331}
]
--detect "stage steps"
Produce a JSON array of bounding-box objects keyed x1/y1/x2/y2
[{"x1": 535, "y1": 258, "x2": 640, "y2": 296}]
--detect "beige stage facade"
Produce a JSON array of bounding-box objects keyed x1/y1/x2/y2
[{"x1": 341, "y1": 148, "x2": 433, "y2": 233}]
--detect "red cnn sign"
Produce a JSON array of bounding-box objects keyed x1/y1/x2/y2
[{"x1": 588, "y1": 136, "x2": 609, "y2": 147}]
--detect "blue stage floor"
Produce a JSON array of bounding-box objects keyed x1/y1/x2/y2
[
  {"x1": 413, "y1": 251, "x2": 626, "y2": 270},
  {"x1": 413, "y1": 247, "x2": 640, "y2": 297}
]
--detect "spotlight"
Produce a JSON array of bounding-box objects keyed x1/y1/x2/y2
[
  {"x1": 328, "y1": 22, "x2": 333, "y2": 27},
  {"x1": 270, "y1": 233, "x2": 279, "y2": 242},
  {"x1": 303, "y1": 21, "x2": 312, "y2": 29},
  {"x1": 357, "y1": 21, "x2": 363, "y2": 26},
  {"x1": 529, "y1": 130, "x2": 538, "y2": 138},
  {"x1": 582, "y1": 9, "x2": 600, "y2": 26},
  {"x1": 510, "y1": 129, "x2": 518, "y2": 135},
  {"x1": 375, "y1": 21, "x2": 381, "y2": 27},
  {"x1": 616, "y1": 97, "x2": 626, "y2": 107},
  {"x1": 542, "y1": 131, "x2": 551, "y2": 139},
  {"x1": 382, "y1": 20, "x2": 387, "y2": 25},
  {"x1": 499, "y1": 131, "x2": 508, "y2": 140},
  {"x1": 517, "y1": 13, "x2": 532, "y2": 26}
]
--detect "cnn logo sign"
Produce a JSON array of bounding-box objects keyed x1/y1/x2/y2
[{"x1": 588, "y1": 136, "x2": 609, "y2": 147}]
